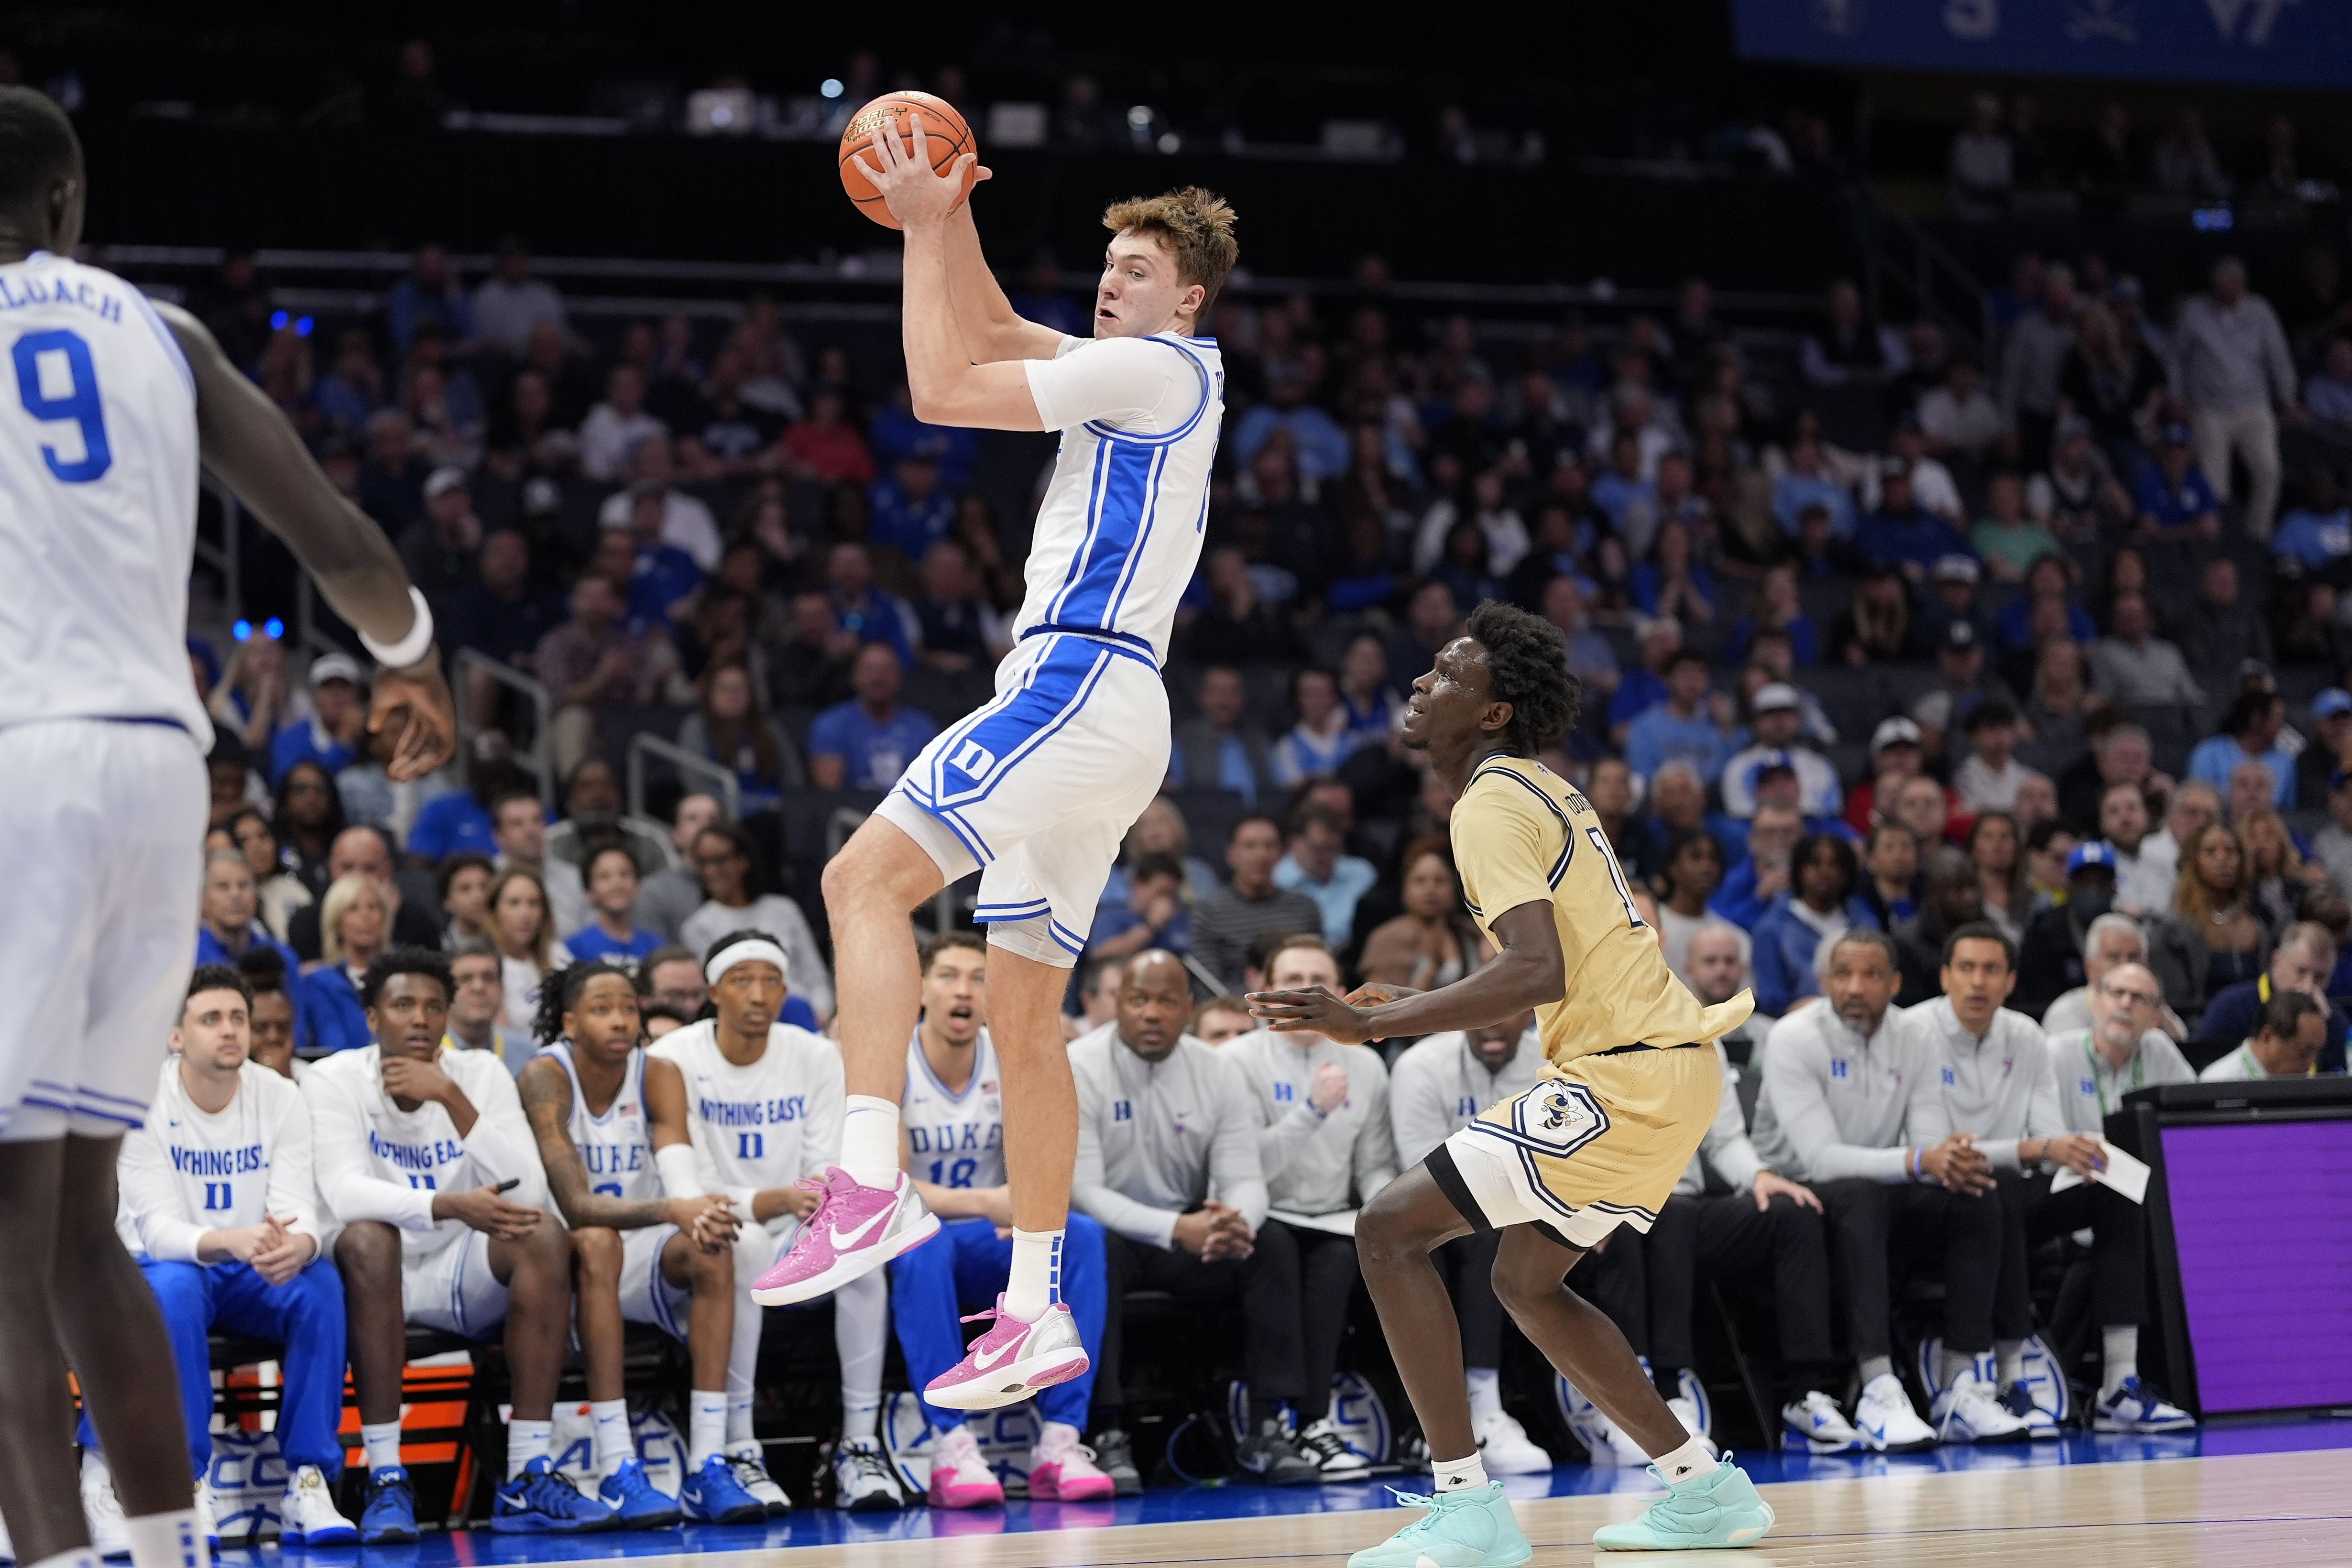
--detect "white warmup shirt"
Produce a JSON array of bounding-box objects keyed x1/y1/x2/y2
[
  {"x1": 2046, "y1": 1026, "x2": 2195, "y2": 1134},
  {"x1": 1223, "y1": 1028, "x2": 1399, "y2": 1216},
  {"x1": 902, "y1": 1027, "x2": 1006, "y2": 1191},
  {"x1": 1387, "y1": 1026, "x2": 1545, "y2": 1168},
  {"x1": 1068, "y1": 1022, "x2": 1269, "y2": 1249},
  {"x1": 1901, "y1": 998, "x2": 2065, "y2": 1172},
  {"x1": 649, "y1": 1018, "x2": 843, "y2": 1220},
  {"x1": 116, "y1": 1058, "x2": 320, "y2": 1261},
  {"x1": 1749, "y1": 1004, "x2": 1940, "y2": 1184},
  {"x1": 302, "y1": 1044, "x2": 545, "y2": 1259}
]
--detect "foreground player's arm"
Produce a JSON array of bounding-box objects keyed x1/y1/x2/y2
[
  {"x1": 154, "y1": 301, "x2": 455, "y2": 780},
  {"x1": 1248, "y1": 902, "x2": 1565, "y2": 1045},
  {"x1": 939, "y1": 196, "x2": 1068, "y2": 364},
  {"x1": 519, "y1": 1056, "x2": 737, "y2": 1240}
]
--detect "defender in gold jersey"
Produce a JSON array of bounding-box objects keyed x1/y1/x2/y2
[{"x1": 1249, "y1": 603, "x2": 1772, "y2": 1558}]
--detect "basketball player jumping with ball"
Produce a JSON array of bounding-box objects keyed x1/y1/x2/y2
[
  {"x1": 1249, "y1": 603, "x2": 1775, "y2": 1559},
  {"x1": 754, "y1": 109, "x2": 1236, "y2": 1417}
]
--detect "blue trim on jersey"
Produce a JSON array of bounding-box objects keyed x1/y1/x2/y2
[
  {"x1": 909, "y1": 1029, "x2": 990, "y2": 1106},
  {"x1": 124, "y1": 286, "x2": 196, "y2": 399},
  {"x1": 1047, "y1": 918, "x2": 1088, "y2": 955},
  {"x1": 74, "y1": 1083, "x2": 152, "y2": 1110},
  {"x1": 973, "y1": 899, "x2": 1052, "y2": 921},
  {"x1": 1078, "y1": 336, "x2": 1214, "y2": 448},
  {"x1": 1042, "y1": 439, "x2": 1117, "y2": 627},
  {"x1": 647, "y1": 1225, "x2": 686, "y2": 1341},
  {"x1": 1017, "y1": 623, "x2": 1159, "y2": 668},
  {"x1": 1046, "y1": 440, "x2": 1162, "y2": 628}
]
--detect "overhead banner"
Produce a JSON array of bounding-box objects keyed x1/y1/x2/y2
[{"x1": 1731, "y1": 0, "x2": 2352, "y2": 89}]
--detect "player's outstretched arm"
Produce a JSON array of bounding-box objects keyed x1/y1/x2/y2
[
  {"x1": 1247, "y1": 903, "x2": 1565, "y2": 1045},
  {"x1": 154, "y1": 300, "x2": 454, "y2": 779},
  {"x1": 941, "y1": 196, "x2": 1067, "y2": 365}
]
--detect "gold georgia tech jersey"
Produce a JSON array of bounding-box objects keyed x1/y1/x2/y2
[{"x1": 1450, "y1": 756, "x2": 1754, "y2": 1070}]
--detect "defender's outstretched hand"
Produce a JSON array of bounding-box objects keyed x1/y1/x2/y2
[
  {"x1": 849, "y1": 110, "x2": 984, "y2": 229},
  {"x1": 369, "y1": 656, "x2": 457, "y2": 782},
  {"x1": 1247, "y1": 985, "x2": 1378, "y2": 1045}
]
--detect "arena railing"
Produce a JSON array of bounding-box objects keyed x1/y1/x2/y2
[
  {"x1": 626, "y1": 731, "x2": 742, "y2": 824},
  {"x1": 452, "y1": 649, "x2": 556, "y2": 811}
]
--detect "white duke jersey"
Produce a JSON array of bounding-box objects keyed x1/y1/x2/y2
[
  {"x1": 0, "y1": 252, "x2": 208, "y2": 740},
  {"x1": 1014, "y1": 332, "x2": 1224, "y2": 664},
  {"x1": 539, "y1": 1041, "x2": 659, "y2": 1205},
  {"x1": 114, "y1": 1058, "x2": 319, "y2": 1260},
  {"x1": 649, "y1": 1019, "x2": 843, "y2": 1216},
  {"x1": 902, "y1": 1027, "x2": 1006, "y2": 1191}
]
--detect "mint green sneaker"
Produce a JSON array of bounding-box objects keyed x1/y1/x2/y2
[
  {"x1": 1347, "y1": 1483, "x2": 1532, "y2": 1568},
  {"x1": 1591, "y1": 1459, "x2": 1774, "y2": 1550}
]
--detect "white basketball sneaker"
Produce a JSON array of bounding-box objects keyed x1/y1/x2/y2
[
  {"x1": 279, "y1": 1463, "x2": 359, "y2": 1546},
  {"x1": 1852, "y1": 1372, "x2": 1939, "y2": 1453},
  {"x1": 1932, "y1": 1371, "x2": 2032, "y2": 1444},
  {"x1": 1473, "y1": 1408, "x2": 1554, "y2": 1474},
  {"x1": 726, "y1": 1440, "x2": 793, "y2": 1514},
  {"x1": 79, "y1": 1452, "x2": 130, "y2": 1560},
  {"x1": 1781, "y1": 1389, "x2": 1865, "y2": 1453}
]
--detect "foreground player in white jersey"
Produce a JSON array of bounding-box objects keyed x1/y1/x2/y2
[
  {"x1": 88, "y1": 967, "x2": 354, "y2": 1550},
  {"x1": 649, "y1": 932, "x2": 902, "y2": 1511},
  {"x1": 516, "y1": 961, "x2": 766, "y2": 1526},
  {"x1": 760, "y1": 111, "x2": 1237, "y2": 1415},
  {"x1": 304, "y1": 950, "x2": 611, "y2": 1539},
  {"x1": 0, "y1": 89, "x2": 452, "y2": 1568}
]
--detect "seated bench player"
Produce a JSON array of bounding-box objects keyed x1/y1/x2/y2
[
  {"x1": 1749, "y1": 929, "x2": 2017, "y2": 1450},
  {"x1": 1385, "y1": 1013, "x2": 1554, "y2": 1473},
  {"x1": 1225, "y1": 935, "x2": 1400, "y2": 1481},
  {"x1": 304, "y1": 948, "x2": 614, "y2": 1540},
  {"x1": 516, "y1": 959, "x2": 768, "y2": 1525},
  {"x1": 82, "y1": 966, "x2": 357, "y2": 1551},
  {"x1": 2043, "y1": 961, "x2": 2199, "y2": 1431},
  {"x1": 647, "y1": 930, "x2": 899, "y2": 1512},
  {"x1": 890, "y1": 933, "x2": 1120, "y2": 1503},
  {"x1": 1068, "y1": 952, "x2": 1301, "y2": 1481}
]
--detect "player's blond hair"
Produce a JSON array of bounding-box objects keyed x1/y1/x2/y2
[{"x1": 1102, "y1": 187, "x2": 1239, "y2": 316}]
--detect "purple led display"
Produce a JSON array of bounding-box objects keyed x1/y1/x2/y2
[{"x1": 2161, "y1": 1121, "x2": 2352, "y2": 1413}]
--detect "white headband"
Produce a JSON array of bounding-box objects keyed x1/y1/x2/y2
[{"x1": 706, "y1": 939, "x2": 790, "y2": 989}]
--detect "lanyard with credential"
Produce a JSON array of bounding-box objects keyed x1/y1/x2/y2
[{"x1": 2083, "y1": 1036, "x2": 2145, "y2": 1122}]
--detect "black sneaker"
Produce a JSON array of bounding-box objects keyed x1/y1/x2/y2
[
  {"x1": 1089, "y1": 1428, "x2": 1144, "y2": 1497},
  {"x1": 1233, "y1": 1419, "x2": 1321, "y2": 1485}
]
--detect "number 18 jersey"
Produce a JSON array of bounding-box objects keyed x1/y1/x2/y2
[
  {"x1": 0, "y1": 251, "x2": 208, "y2": 740},
  {"x1": 901, "y1": 1027, "x2": 1005, "y2": 1190}
]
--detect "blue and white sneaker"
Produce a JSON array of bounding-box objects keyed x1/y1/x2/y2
[
  {"x1": 678, "y1": 1454, "x2": 767, "y2": 1524},
  {"x1": 278, "y1": 1464, "x2": 358, "y2": 1545},
  {"x1": 1930, "y1": 1373, "x2": 2031, "y2": 1444},
  {"x1": 2092, "y1": 1377, "x2": 2195, "y2": 1434},
  {"x1": 598, "y1": 1458, "x2": 683, "y2": 1529},
  {"x1": 1852, "y1": 1373, "x2": 1938, "y2": 1453},
  {"x1": 1779, "y1": 1390, "x2": 1864, "y2": 1454},
  {"x1": 492, "y1": 1456, "x2": 619, "y2": 1533},
  {"x1": 1997, "y1": 1383, "x2": 2061, "y2": 1439},
  {"x1": 359, "y1": 1466, "x2": 419, "y2": 1546}
]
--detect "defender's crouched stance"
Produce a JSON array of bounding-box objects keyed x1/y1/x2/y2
[{"x1": 1251, "y1": 605, "x2": 1773, "y2": 1560}]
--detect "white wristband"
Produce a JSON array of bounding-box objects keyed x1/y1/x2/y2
[
  {"x1": 359, "y1": 586, "x2": 436, "y2": 670},
  {"x1": 656, "y1": 1143, "x2": 706, "y2": 1199}
]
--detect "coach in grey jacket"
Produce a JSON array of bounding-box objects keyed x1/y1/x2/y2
[
  {"x1": 1749, "y1": 927, "x2": 2002, "y2": 1446},
  {"x1": 1068, "y1": 952, "x2": 1284, "y2": 1445}
]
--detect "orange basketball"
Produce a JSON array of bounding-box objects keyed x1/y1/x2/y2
[{"x1": 838, "y1": 92, "x2": 978, "y2": 229}]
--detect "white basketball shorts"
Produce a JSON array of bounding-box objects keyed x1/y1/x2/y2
[
  {"x1": 0, "y1": 718, "x2": 206, "y2": 1140},
  {"x1": 877, "y1": 631, "x2": 1169, "y2": 968},
  {"x1": 618, "y1": 1222, "x2": 693, "y2": 1340},
  {"x1": 403, "y1": 1228, "x2": 510, "y2": 1339}
]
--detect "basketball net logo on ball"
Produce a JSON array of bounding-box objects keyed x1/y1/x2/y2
[{"x1": 839, "y1": 91, "x2": 981, "y2": 229}]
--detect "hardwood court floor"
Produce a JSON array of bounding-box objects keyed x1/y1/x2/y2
[{"x1": 488, "y1": 1448, "x2": 2350, "y2": 1568}]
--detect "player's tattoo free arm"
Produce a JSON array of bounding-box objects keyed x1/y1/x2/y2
[
  {"x1": 154, "y1": 300, "x2": 454, "y2": 779},
  {"x1": 1247, "y1": 902, "x2": 1565, "y2": 1045},
  {"x1": 939, "y1": 195, "x2": 1068, "y2": 365}
]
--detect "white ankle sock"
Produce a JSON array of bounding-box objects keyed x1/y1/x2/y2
[
  {"x1": 1465, "y1": 1367, "x2": 1502, "y2": 1426},
  {"x1": 1994, "y1": 1339, "x2": 2026, "y2": 1389},
  {"x1": 590, "y1": 1398, "x2": 633, "y2": 1477},
  {"x1": 1654, "y1": 1433, "x2": 1716, "y2": 1482},
  {"x1": 689, "y1": 1390, "x2": 729, "y2": 1468},
  {"x1": 1858, "y1": 1355, "x2": 1894, "y2": 1386},
  {"x1": 841, "y1": 1389, "x2": 881, "y2": 1442},
  {"x1": 1006, "y1": 1227, "x2": 1064, "y2": 1320},
  {"x1": 840, "y1": 1096, "x2": 902, "y2": 1187},
  {"x1": 2102, "y1": 1326, "x2": 2137, "y2": 1396},
  {"x1": 1431, "y1": 1451, "x2": 1488, "y2": 1492},
  {"x1": 360, "y1": 1421, "x2": 403, "y2": 1473},
  {"x1": 507, "y1": 1417, "x2": 552, "y2": 1479},
  {"x1": 726, "y1": 1389, "x2": 756, "y2": 1446},
  {"x1": 122, "y1": 1510, "x2": 203, "y2": 1568}
]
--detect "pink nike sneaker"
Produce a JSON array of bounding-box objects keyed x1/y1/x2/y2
[
  {"x1": 926, "y1": 1426, "x2": 1005, "y2": 1509},
  {"x1": 924, "y1": 1294, "x2": 1091, "y2": 1412},
  {"x1": 751, "y1": 1166, "x2": 939, "y2": 1307},
  {"x1": 1026, "y1": 1423, "x2": 1115, "y2": 1502}
]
